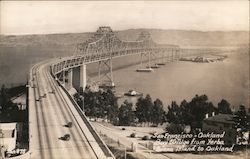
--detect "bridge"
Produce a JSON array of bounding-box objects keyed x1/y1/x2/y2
[
  {"x1": 28, "y1": 59, "x2": 114, "y2": 159},
  {"x1": 27, "y1": 26, "x2": 199, "y2": 159},
  {"x1": 50, "y1": 26, "x2": 180, "y2": 92}
]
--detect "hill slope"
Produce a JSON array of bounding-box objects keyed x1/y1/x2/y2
[
  {"x1": 0, "y1": 29, "x2": 248, "y2": 48},
  {"x1": 0, "y1": 28, "x2": 248, "y2": 86}
]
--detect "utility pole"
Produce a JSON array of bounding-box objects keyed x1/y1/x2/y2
[
  {"x1": 246, "y1": 144, "x2": 248, "y2": 159},
  {"x1": 124, "y1": 146, "x2": 126, "y2": 159}
]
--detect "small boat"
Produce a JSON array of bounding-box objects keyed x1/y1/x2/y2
[
  {"x1": 157, "y1": 63, "x2": 166, "y2": 66},
  {"x1": 124, "y1": 90, "x2": 143, "y2": 97},
  {"x1": 115, "y1": 93, "x2": 124, "y2": 98},
  {"x1": 136, "y1": 68, "x2": 153, "y2": 72},
  {"x1": 99, "y1": 83, "x2": 115, "y2": 89},
  {"x1": 150, "y1": 64, "x2": 160, "y2": 69}
]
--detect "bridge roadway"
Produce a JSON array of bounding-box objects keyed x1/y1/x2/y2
[{"x1": 29, "y1": 59, "x2": 111, "y2": 159}]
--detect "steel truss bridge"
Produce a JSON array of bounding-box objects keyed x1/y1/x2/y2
[
  {"x1": 50, "y1": 26, "x2": 180, "y2": 90},
  {"x1": 27, "y1": 26, "x2": 219, "y2": 159},
  {"x1": 28, "y1": 26, "x2": 182, "y2": 159}
]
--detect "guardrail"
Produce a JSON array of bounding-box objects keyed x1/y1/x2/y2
[
  {"x1": 50, "y1": 70, "x2": 115, "y2": 159},
  {"x1": 51, "y1": 47, "x2": 180, "y2": 75}
]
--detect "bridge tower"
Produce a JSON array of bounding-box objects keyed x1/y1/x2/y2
[
  {"x1": 96, "y1": 26, "x2": 115, "y2": 88},
  {"x1": 51, "y1": 26, "x2": 181, "y2": 93},
  {"x1": 136, "y1": 31, "x2": 156, "y2": 70},
  {"x1": 77, "y1": 26, "x2": 116, "y2": 90},
  {"x1": 80, "y1": 65, "x2": 87, "y2": 91}
]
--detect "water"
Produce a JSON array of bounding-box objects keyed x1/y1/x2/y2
[
  {"x1": 109, "y1": 52, "x2": 249, "y2": 110},
  {"x1": 0, "y1": 45, "x2": 248, "y2": 110},
  {"x1": 0, "y1": 45, "x2": 70, "y2": 87}
]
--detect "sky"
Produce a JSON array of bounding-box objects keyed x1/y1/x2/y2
[{"x1": 0, "y1": 1, "x2": 249, "y2": 35}]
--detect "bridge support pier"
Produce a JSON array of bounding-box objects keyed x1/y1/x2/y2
[
  {"x1": 80, "y1": 64, "x2": 87, "y2": 92},
  {"x1": 65, "y1": 68, "x2": 73, "y2": 90},
  {"x1": 61, "y1": 70, "x2": 66, "y2": 86},
  {"x1": 171, "y1": 48, "x2": 175, "y2": 62},
  {"x1": 138, "y1": 51, "x2": 152, "y2": 68},
  {"x1": 98, "y1": 58, "x2": 114, "y2": 88},
  {"x1": 156, "y1": 50, "x2": 165, "y2": 65},
  {"x1": 176, "y1": 48, "x2": 180, "y2": 60}
]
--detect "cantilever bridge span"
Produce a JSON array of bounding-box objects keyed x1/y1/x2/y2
[
  {"x1": 28, "y1": 26, "x2": 211, "y2": 158},
  {"x1": 51, "y1": 26, "x2": 180, "y2": 92},
  {"x1": 28, "y1": 26, "x2": 180, "y2": 159}
]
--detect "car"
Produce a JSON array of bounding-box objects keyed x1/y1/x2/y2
[
  {"x1": 41, "y1": 94, "x2": 46, "y2": 98},
  {"x1": 62, "y1": 134, "x2": 70, "y2": 141},
  {"x1": 142, "y1": 135, "x2": 150, "y2": 140},
  {"x1": 130, "y1": 133, "x2": 136, "y2": 138},
  {"x1": 67, "y1": 122, "x2": 73, "y2": 128},
  {"x1": 50, "y1": 90, "x2": 55, "y2": 94}
]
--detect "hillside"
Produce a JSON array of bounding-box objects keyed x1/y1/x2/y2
[
  {"x1": 0, "y1": 29, "x2": 248, "y2": 48},
  {"x1": 0, "y1": 28, "x2": 248, "y2": 86}
]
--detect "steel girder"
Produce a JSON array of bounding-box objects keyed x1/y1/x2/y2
[{"x1": 50, "y1": 26, "x2": 180, "y2": 75}]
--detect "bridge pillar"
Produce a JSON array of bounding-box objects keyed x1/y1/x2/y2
[
  {"x1": 138, "y1": 51, "x2": 152, "y2": 68},
  {"x1": 98, "y1": 59, "x2": 114, "y2": 88},
  {"x1": 148, "y1": 51, "x2": 151, "y2": 68},
  {"x1": 157, "y1": 50, "x2": 166, "y2": 65},
  {"x1": 80, "y1": 64, "x2": 87, "y2": 92},
  {"x1": 66, "y1": 68, "x2": 73, "y2": 90},
  {"x1": 171, "y1": 48, "x2": 175, "y2": 62},
  {"x1": 176, "y1": 48, "x2": 180, "y2": 60},
  {"x1": 167, "y1": 49, "x2": 171, "y2": 62},
  {"x1": 61, "y1": 70, "x2": 66, "y2": 86}
]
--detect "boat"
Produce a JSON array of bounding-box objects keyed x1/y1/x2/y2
[
  {"x1": 124, "y1": 90, "x2": 143, "y2": 97},
  {"x1": 99, "y1": 83, "x2": 115, "y2": 90},
  {"x1": 157, "y1": 63, "x2": 166, "y2": 66},
  {"x1": 149, "y1": 64, "x2": 160, "y2": 69},
  {"x1": 136, "y1": 68, "x2": 153, "y2": 72}
]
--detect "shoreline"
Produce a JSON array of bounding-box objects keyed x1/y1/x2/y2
[{"x1": 106, "y1": 52, "x2": 249, "y2": 110}]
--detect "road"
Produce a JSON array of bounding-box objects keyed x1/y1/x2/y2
[
  {"x1": 92, "y1": 122, "x2": 248, "y2": 159},
  {"x1": 29, "y1": 60, "x2": 109, "y2": 159}
]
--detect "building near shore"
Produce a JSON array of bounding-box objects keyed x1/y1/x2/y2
[
  {"x1": 12, "y1": 94, "x2": 26, "y2": 110},
  {"x1": 0, "y1": 123, "x2": 17, "y2": 152},
  {"x1": 202, "y1": 114, "x2": 237, "y2": 145}
]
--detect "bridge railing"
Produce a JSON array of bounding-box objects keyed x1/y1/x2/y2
[
  {"x1": 51, "y1": 46, "x2": 180, "y2": 75},
  {"x1": 52, "y1": 71, "x2": 115, "y2": 159}
]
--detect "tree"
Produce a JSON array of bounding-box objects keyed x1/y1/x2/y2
[
  {"x1": 166, "y1": 123, "x2": 184, "y2": 134},
  {"x1": 180, "y1": 99, "x2": 194, "y2": 125},
  {"x1": 135, "y1": 97, "x2": 147, "y2": 123},
  {"x1": 118, "y1": 100, "x2": 135, "y2": 126},
  {"x1": 0, "y1": 85, "x2": 20, "y2": 122},
  {"x1": 166, "y1": 101, "x2": 182, "y2": 124},
  {"x1": 0, "y1": 85, "x2": 8, "y2": 112},
  {"x1": 234, "y1": 105, "x2": 250, "y2": 144},
  {"x1": 165, "y1": 94, "x2": 217, "y2": 129},
  {"x1": 187, "y1": 94, "x2": 216, "y2": 128},
  {"x1": 151, "y1": 99, "x2": 165, "y2": 125},
  {"x1": 218, "y1": 99, "x2": 232, "y2": 114},
  {"x1": 81, "y1": 88, "x2": 118, "y2": 123},
  {"x1": 83, "y1": 91, "x2": 99, "y2": 117},
  {"x1": 103, "y1": 89, "x2": 118, "y2": 123},
  {"x1": 234, "y1": 105, "x2": 250, "y2": 130},
  {"x1": 135, "y1": 94, "x2": 154, "y2": 124}
]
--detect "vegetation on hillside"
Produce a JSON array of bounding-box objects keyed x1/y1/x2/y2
[
  {"x1": 74, "y1": 88, "x2": 119, "y2": 124},
  {"x1": 1, "y1": 29, "x2": 248, "y2": 47},
  {"x1": 0, "y1": 85, "x2": 27, "y2": 122},
  {"x1": 74, "y1": 89, "x2": 250, "y2": 134}
]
